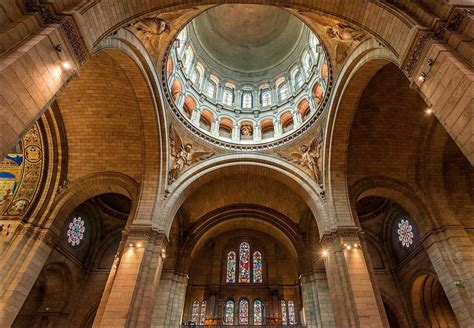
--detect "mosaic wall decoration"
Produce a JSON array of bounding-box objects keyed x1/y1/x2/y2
[{"x1": 0, "y1": 124, "x2": 44, "y2": 218}]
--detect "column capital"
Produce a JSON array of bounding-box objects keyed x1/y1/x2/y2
[
  {"x1": 320, "y1": 226, "x2": 361, "y2": 246},
  {"x1": 124, "y1": 225, "x2": 169, "y2": 248},
  {"x1": 17, "y1": 223, "x2": 59, "y2": 248}
]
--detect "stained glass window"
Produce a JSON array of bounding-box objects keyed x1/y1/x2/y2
[
  {"x1": 288, "y1": 300, "x2": 296, "y2": 325},
  {"x1": 67, "y1": 216, "x2": 85, "y2": 247},
  {"x1": 191, "y1": 300, "x2": 200, "y2": 324},
  {"x1": 254, "y1": 300, "x2": 263, "y2": 325},
  {"x1": 226, "y1": 251, "x2": 236, "y2": 283},
  {"x1": 397, "y1": 218, "x2": 414, "y2": 248},
  {"x1": 239, "y1": 242, "x2": 250, "y2": 283},
  {"x1": 225, "y1": 300, "x2": 234, "y2": 325},
  {"x1": 199, "y1": 301, "x2": 207, "y2": 325},
  {"x1": 239, "y1": 299, "x2": 249, "y2": 324},
  {"x1": 253, "y1": 251, "x2": 263, "y2": 283},
  {"x1": 281, "y1": 300, "x2": 288, "y2": 325}
]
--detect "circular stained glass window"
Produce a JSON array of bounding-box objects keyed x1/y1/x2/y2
[
  {"x1": 397, "y1": 218, "x2": 413, "y2": 248},
  {"x1": 67, "y1": 216, "x2": 85, "y2": 247}
]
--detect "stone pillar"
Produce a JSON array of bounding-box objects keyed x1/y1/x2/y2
[
  {"x1": 151, "y1": 270, "x2": 188, "y2": 326},
  {"x1": 211, "y1": 118, "x2": 220, "y2": 136},
  {"x1": 217, "y1": 82, "x2": 225, "y2": 103},
  {"x1": 274, "y1": 118, "x2": 282, "y2": 137},
  {"x1": 232, "y1": 123, "x2": 240, "y2": 141},
  {"x1": 423, "y1": 226, "x2": 473, "y2": 326},
  {"x1": 0, "y1": 224, "x2": 57, "y2": 328},
  {"x1": 191, "y1": 107, "x2": 202, "y2": 124},
  {"x1": 292, "y1": 109, "x2": 303, "y2": 128},
  {"x1": 254, "y1": 124, "x2": 262, "y2": 141},
  {"x1": 321, "y1": 228, "x2": 389, "y2": 327},
  {"x1": 235, "y1": 90, "x2": 242, "y2": 108},
  {"x1": 93, "y1": 227, "x2": 168, "y2": 328},
  {"x1": 177, "y1": 92, "x2": 186, "y2": 109},
  {"x1": 300, "y1": 272, "x2": 336, "y2": 328}
]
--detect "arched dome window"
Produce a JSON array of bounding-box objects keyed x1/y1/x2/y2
[
  {"x1": 276, "y1": 77, "x2": 289, "y2": 101},
  {"x1": 192, "y1": 62, "x2": 204, "y2": 86},
  {"x1": 223, "y1": 83, "x2": 235, "y2": 106},
  {"x1": 292, "y1": 68, "x2": 303, "y2": 89},
  {"x1": 303, "y1": 51, "x2": 313, "y2": 72},
  {"x1": 309, "y1": 33, "x2": 318, "y2": 54},
  {"x1": 242, "y1": 90, "x2": 253, "y2": 109},
  {"x1": 176, "y1": 28, "x2": 187, "y2": 55},
  {"x1": 260, "y1": 87, "x2": 272, "y2": 107},
  {"x1": 260, "y1": 119, "x2": 274, "y2": 139},
  {"x1": 183, "y1": 46, "x2": 194, "y2": 71},
  {"x1": 205, "y1": 75, "x2": 219, "y2": 99}
]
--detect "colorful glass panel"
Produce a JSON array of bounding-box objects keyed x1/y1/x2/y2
[
  {"x1": 191, "y1": 300, "x2": 200, "y2": 323},
  {"x1": 253, "y1": 251, "x2": 263, "y2": 283},
  {"x1": 199, "y1": 301, "x2": 206, "y2": 325},
  {"x1": 239, "y1": 242, "x2": 250, "y2": 283},
  {"x1": 225, "y1": 300, "x2": 234, "y2": 325},
  {"x1": 226, "y1": 251, "x2": 236, "y2": 283},
  {"x1": 67, "y1": 216, "x2": 85, "y2": 246},
  {"x1": 288, "y1": 300, "x2": 296, "y2": 325},
  {"x1": 239, "y1": 299, "x2": 249, "y2": 324},
  {"x1": 254, "y1": 300, "x2": 263, "y2": 325},
  {"x1": 281, "y1": 300, "x2": 287, "y2": 325},
  {"x1": 397, "y1": 218, "x2": 414, "y2": 248}
]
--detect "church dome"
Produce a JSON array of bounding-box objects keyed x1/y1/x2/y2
[{"x1": 164, "y1": 5, "x2": 331, "y2": 150}]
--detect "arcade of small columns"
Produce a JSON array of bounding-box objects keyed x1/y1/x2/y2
[{"x1": 0, "y1": 1, "x2": 473, "y2": 328}]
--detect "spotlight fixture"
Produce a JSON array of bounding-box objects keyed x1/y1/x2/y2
[
  {"x1": 129, "y1": 243, "x2": 134, "y2": 247},
  {"x1": 425, "y1": 108, "x2": 433, "y2": 114},
  {"x1": 321, "y1": 250, "x2": 328, "y2": 257},
  {"x1": 136, "y1": 242, "x2": 142, "y2": 248},
  {"x1": 62, "y1": 61, "x2": 72, "y2": 70},
  {"x1": 55, "y1": 44, "x2": 63, "y2": 53},
  {"x1": 427, "y1": 58, "x2": 434, "y2": 66},
  {"x1": 346, "y1": 245, "x2": 352, "y2": 250},
  {"x1": 418, "y1": 72, "x2": 427, "y2": 82}
]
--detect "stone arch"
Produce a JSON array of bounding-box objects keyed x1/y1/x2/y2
[
  {"x1": 350, "y1": 176, "x2": 435, "y2": 235},
  {"x1": 324, "y1": 43, "x2": 401, "y2": 227},
  {"x1": 411, "y1": 273, "x2": 459, "y2": 327},
  {"x1": 46, "y1": 172, "x2": 139, "y2": 235},
  {"x1": 159, "y1": 154, "x2": 328, "y2": 236}
]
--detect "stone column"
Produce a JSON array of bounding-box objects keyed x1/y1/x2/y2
[
  {"x1": 274, "y1": 118, "x2": 282, "y2": 137},
  {"x1": 300, "y1": 272, "x2": 336, "y2": 327},
  {"x1": 423, "y1": 226, "x2": 473, "y2": 326},
  {"x1": 151, "y1": 270, "x2": 188, "y2": 326},
  {"x1": 0, "y1": 224, "x2": 57, "y2": 328},
  {"x1": 191, "y1": 107, "x2": 202, "y2": 124},
  {"x1": 232, "y1": 123, "x2": 240, "y2": 141},
  {"x1": 321, "y1": 228, "x2": 389, "y2": 327},
  {"x1": 292, "y1": 109, "x2": 303, "y2": 128},
  {"x1": 93, "y1": 226, "x2": 168, "y2": 328},
  {"x1": 211, "y1": 118, "x2": 220, "y2": 136},
  {"x1": 254, "y1": 124, "x2": 262, "y2": 141}
]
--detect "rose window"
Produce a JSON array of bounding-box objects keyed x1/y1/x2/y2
[
  {"x1": 397, "y1": 218, "x2": 413, "y2": 248},
  {"x1": 67, "y1": 216, "x2": 85, "y2": 246}
]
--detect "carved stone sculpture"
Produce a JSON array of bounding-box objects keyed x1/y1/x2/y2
[
  {"x1": 134, "y1": 17, "x2": 170, "y2": 36},
  {"x1": 168, "y1": 125, "x2": 214, "y2": 184},
  {"x1": 278, "y1": 129, "x2": 323, "y2": 186},
  {"x1": 326, "y1": 23, "x2": 365, "y2": 63}
]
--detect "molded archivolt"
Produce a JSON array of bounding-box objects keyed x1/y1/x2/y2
[{"x1": 162, "y1": 6, "x2": 333, "y2": 150}]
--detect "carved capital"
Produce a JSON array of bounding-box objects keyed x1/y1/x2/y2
[
  {"x1": 124, "y1": 225, "x2": 169, "y2": 248},
  {"x1": 17, "y1": 223, "x2": 58, "y2": 247},
  {"x1": 320, "y1": 226, "x2": 360, "y2": 246}
]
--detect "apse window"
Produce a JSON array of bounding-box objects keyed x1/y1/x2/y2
[
  {"x1": 397, "y1": 218, "x2": 414, "y2": 248},
  {"x1": 67, "y1": 216, "x2": 85, "y2": 247}
]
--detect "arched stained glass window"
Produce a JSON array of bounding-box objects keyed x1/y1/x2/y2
[
  {"x1": 239, "y1": 299, "x2": 249, "y2": 324},
  {"x1": 253, "y1": 251, "x2": 263, "y2": 283},
  {"x1": 239, "y1": 242, "x2": 250, "y2": 283},
  {"x1": 191, "y1": 69, "x2": 200, "y2": 85},
  {"x1": 281, "y1": 300, "x2": 288, "y2": 325},
  {"x1": 225, "y1": 300, "x2": 234, "y2": 325},
  {"x1": 226, "y1": 251, "x2": 236, "y2": 283},
  {"x1": 295, "y1": 71, "x2": 303, "y2": 89},
  {"x1": 288, "y1": 300, "x2": 296, "y2": 325},
  {"x1": 254, "y1": 300, "x2": 263, "y2": 325},
  {"x1": 191, "y1": 300, "x2": 200, "y2": 323},
  {"x1": 199, "y1": 301, "x2": 207, "y2": 325}
]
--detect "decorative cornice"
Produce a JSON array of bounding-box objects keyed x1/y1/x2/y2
[
  {"x1": 17, "y1": 223, "x2": 59, "y2": 247},
  {"x1": 25, "y1": 0, "x2": 88, "y2": 64},
  {"x1": 404, "y1": 30, "x2": 433, "y2": 77},
  {"x1": 320, "y1": 226, "x2": 360, "y2": 245},
  {"x1": 123, "y1": 226, "x2": 169, "y2": 247}
]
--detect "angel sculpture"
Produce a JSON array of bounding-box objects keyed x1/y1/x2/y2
[
  {"x1": 168, "y1": 125, "x2": 214, "y2": 184},
  {"x1": 133, "y1": 17, "x2": 170, "y2": 36},
  {"x1": 278, "y1": 137, "x2": 323, "y2": 187},
  {"x1": 326, "y1": 23, "x2": 365, "y2": 63}
]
